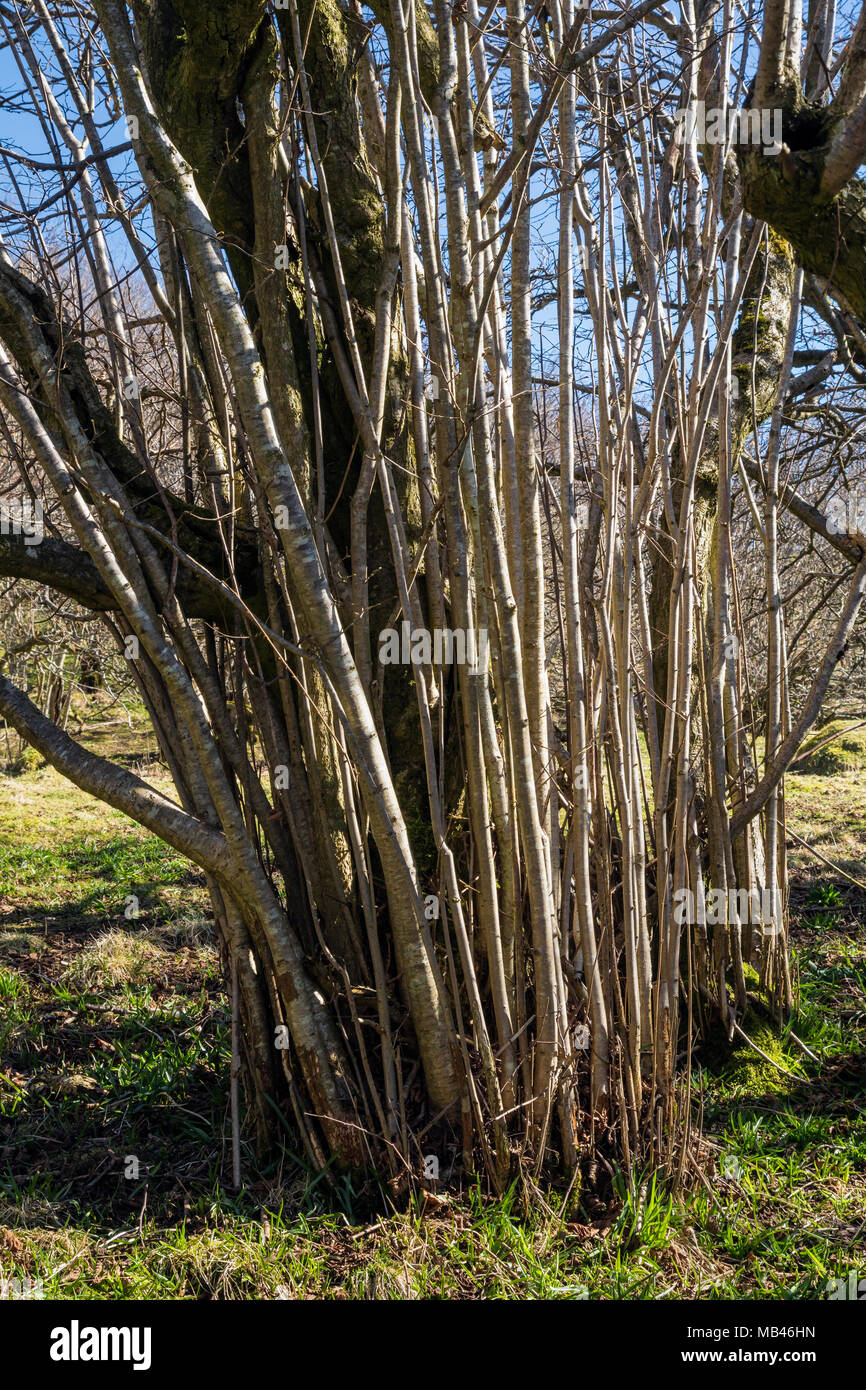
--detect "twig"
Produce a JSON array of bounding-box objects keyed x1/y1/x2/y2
[
  {"x1": 731, "y1": 1021, "x2": 813, "y2": 1085},
  {"x1": 790, "y1": 718, "x2": 866, "y2": 767},
  {"x1": 787, "y1": 1030, "x2": 821, "y2": 1064},
  {"x1": 787, "y1": 828, "x2": 866, "y2": 892},
  {"x1": 230, "y1": 952, "x2": 241, "y2": 1190}
]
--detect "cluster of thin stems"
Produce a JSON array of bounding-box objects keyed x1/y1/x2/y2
[{"x1": 0, "y1": 0, "x2": 864, "y2": 1187}]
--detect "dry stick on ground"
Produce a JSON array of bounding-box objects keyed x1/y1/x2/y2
[{"x1": 787, "y1": 829, "x2": 866, "y2": 894}]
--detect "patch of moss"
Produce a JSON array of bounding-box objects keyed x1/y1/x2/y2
[
  {"x1": 697, "y1": 1010, "x2": 803, "y2": 1098},
  {"x1": 795, "y1": 719, "x2": 866, "y2": 776},
  {"x1": 1, "y1": 745, "x2": 44, "y2": 777},
  {"x1": 724, "y1": 1022, "x2": 801, "y2": 1096}
]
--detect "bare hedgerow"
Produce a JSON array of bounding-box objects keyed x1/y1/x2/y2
[{"x1": 0, "y1": 0, "x2": 864, "y2": 1190}]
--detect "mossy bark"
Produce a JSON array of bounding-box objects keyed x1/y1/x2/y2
[
  {"x1": 649, "y1": 234, "x2": 796, "y2": 725},
  {"x1": 135, "y1": 0, "x2": 434, "y2": 872},
  {"x1": 737, "y1": 86, "x2": 866, "y2": 322}
]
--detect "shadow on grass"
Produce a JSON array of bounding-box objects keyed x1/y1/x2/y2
[
  {"x1": 0, "y1": 971, "x2": 242, "y2": 1233},
  {"x1": 0, "y1": 836, "x2": 204, "y2": 939}
]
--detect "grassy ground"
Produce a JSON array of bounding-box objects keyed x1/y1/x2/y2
[{"x1": 0, "y1": 714, "x2": 864, "y2": 1299}]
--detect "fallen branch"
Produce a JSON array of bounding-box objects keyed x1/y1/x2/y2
[
  {"x1": 787, "y1": 828, "x2": 866, "y2": 894},
  {"x1": 731, "y1": 1021, "x2": 814, "y2": 1086}
]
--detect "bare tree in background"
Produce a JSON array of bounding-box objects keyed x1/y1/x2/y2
[{"x1": 1, "y1": 0, "x2": 865, "y2": 1189}]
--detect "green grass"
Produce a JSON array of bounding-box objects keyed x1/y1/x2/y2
[{"x1": 0, "y1": 738, "x2": 864, "y2": 1299}]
